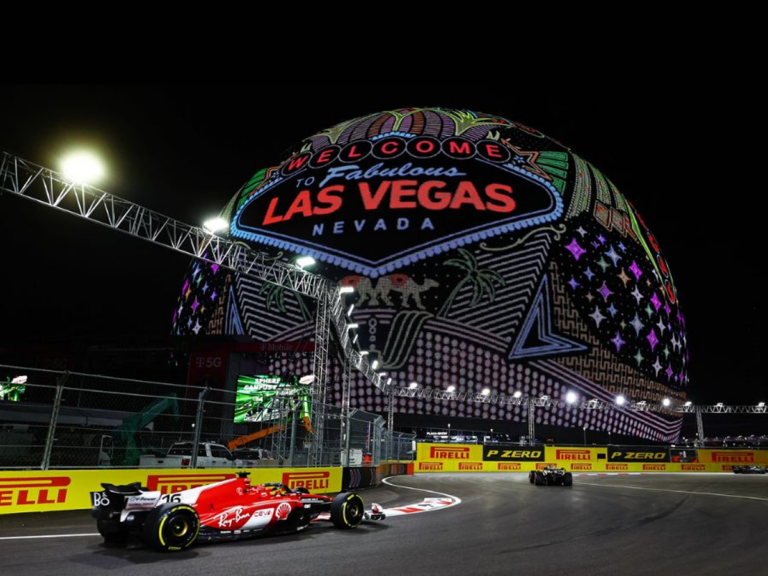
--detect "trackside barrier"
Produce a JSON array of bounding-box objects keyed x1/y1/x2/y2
[
  {"x1": 414, "y1": 444, "x2": 768, "y2": 473},
  {"x1": 342, "y1": 462, "x2": 413, "y2": 490},
  {"x1": 0, "y1": 467, "x2": 342, "y2": 515}
]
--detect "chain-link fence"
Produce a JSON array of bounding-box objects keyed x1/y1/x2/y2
[{"x1": 0, "y1": 364, "x2": 415, "y2": 470}]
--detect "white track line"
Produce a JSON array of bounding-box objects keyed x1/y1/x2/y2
[
  {"x1": 381, "y1": 476, "x2": 462, "y2": 513},
  {"x1": 578, "y1": 482, "x2": 768, "y2": 502},
  {"x1": 0, "y1": 533, "x2": 98, "y2": 541}
]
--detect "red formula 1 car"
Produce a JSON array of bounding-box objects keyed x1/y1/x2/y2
[{"x1": 91, "y1": 472, "x2": 385, "y2": 551}]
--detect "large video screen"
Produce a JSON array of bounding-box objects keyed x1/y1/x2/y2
[{"x1": 234, "y1": 375, "x2": 310, "y2": 424}]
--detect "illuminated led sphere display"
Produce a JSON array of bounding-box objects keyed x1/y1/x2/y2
[{"x1": 174, "y1": 108, "x2": 688, "y2": 442}]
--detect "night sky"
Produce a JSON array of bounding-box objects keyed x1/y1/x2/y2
[{"x1": 0, "y1": 84, "x2": 764, "y2": 406}]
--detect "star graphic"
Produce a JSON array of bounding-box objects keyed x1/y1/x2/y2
[
  {"x1": 656, "y1": 318, "x2": 668, "y2": 335},
  {"x1": 607, "y1": 303, "x2": 619, "y2": 317},
  {"x1": 606, "y1": 246, "x2": 622, "y2": 266},
  {"x1": 584, "y1": 267, "x2": 596, "y2": 281},
  {"x1": 202, "y1": 282, "x2": 209, "y2": 294},
  {"x1": 193, "y1": 320, "x2": 202, "y2": 334},
  {"x1": 185, "y1": 287, "x2": 192, "y2": 300},
  {"x1": 187, "y1": 317, "x2": 193, "y2": 329},
  {"x1": 617, "y1": 269, "x2": 632, "y2": 287},
  {"x1": 631, "y1": 286, "x2": 643, "y2": 304},
  {"x1": 192, "y1": 298, "x2": 200, "y2": 313},
  {"x1": 665, "y1": 303, "x2": 672, "y2": 316},
  {"x1": 597, "y1": 258, "x2": 610, "y2": 272},
  {"x1": 650, "y1": 293, "x2": 662, "y2": 312},
  {"x1": 503, "y1": 143, "x2": 551, "y2": 180},
  {"x1": 598, "y1": 282, "x2": 613, "y2": 302},
  {"x1": 177, "y1": 303, "x2": 183, "y2": 316},
  {"x1": 211, "y1": 264, "x2": 220, "y2": 275},
  {"x1": 647, "y1": 329, "x2": 660, "y2": 351},
  {"x1": 631, "y1": 314, "x2": 645, "y2": 336},
  {"x1": 182, "y1": 279, "x2": 190, "y2": 294},
  {"x1": 577, "y1": 227, "x2": 587, "y2": 237},
  {"x1": 618, "y1": 242, "x2": 627, "y2": 252},
  {"x1": 590, "y1": 307, "x2": 607, "y2": 327},
  {"x1": 620, "y1": 320, "x2": 628, "y2": 330},
  {"x1": 612, "y1": 332, "x2": 626, "y2": 352},
  {"x1": 652, "y1": 358, "x2": 663, "y2": 376},
  {"x1": 211, "y1": 289, "x2": 218, "y2": 301},
  {"x1": 566, "y1": 239, "x2": 587, "y2": 261},
  {"x1": 665, "y1": 365, "x2": 674, "y2": 380},
  {"x1": 644, "y1": 304, "x2": 654, "y2": 318},
  {"x1": 629, "y1": 261, "x2": 643, "y2": 281},
  {"x1": 586, "y1": 292, "x2": 595, "y2": 302},
  {"x1": 568, "y1": 277, "x2": 580, "y2": 290},
  {"x1": 634, "y1": 350, "x2": 645, "y2": 366},
  {"x1": 663, "y1": 346, "x2": 670, "y2": 359},
  {"x1": 598, "y1": 235, "x2": 607, "y2": 245}
]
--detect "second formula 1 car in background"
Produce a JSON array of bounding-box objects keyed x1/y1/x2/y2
[
  {"x1": 732, "y1": 465, "x2": 767, "y2": 474},
  {"x1": 529, "y1": 466, "x2": 573, "y2": 486}
]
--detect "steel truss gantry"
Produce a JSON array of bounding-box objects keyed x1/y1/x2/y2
[
  {"x1": 0, "y1": 152, "x2": 386, "y2": 464},
  {"x1": 392, "y1": 386, "x2": 767, "y2": 442}
]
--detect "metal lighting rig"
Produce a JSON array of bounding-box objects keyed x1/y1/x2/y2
[{"x1": 0, "y1": 152, "x2": 386, "y2": 464}]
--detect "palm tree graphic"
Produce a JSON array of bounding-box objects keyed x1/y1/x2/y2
[{"x1": 439, "y1": 248, "x2": 506, "y2": 317}]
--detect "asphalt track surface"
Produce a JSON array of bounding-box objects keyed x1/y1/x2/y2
[{"x1": 1, "y1": 473, "x2": 767, "y2": 576}]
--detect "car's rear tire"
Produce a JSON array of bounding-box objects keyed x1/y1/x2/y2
[
  {"x1": 528, "y1": 471, "x2": 535, "y2": 484},
  {"x1": 330, "y1": 492, "x2": 365, "y2": 529},
  {"x1": 534, "y1": 472, "x2": 545, "y2": 486},
  {"x1": 143, "y1": 503, "x2": 200, "y2": 552},
  {"x1": 97, "y1": 518, "x2": 128, "y2": 544},
  {"x1": 563, "y1": 472, "x2": 573, "y2": 486}
]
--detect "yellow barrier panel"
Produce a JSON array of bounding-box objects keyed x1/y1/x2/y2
[
  {"x1": 696, "y1": 449, "x2": 768, "y2": 465},
  {"x1": 414, "y1": 443, "x2": 768, "y2": 474},
  {"x1": 0, "y1": 467, "x2": 342, "y2": 515}
]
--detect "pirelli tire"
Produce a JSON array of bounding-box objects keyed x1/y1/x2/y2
[
  {"x1": 534, "y1": 472, "x2": 545, "y2": 486},
  {"x1": 143, "y1": 503, "x2": 200, "y2": 552},
  {"x1": 528, "y1": 471, "x2": 536, "y2": 484},
  {"x1": 563, "y1": 472, "x2": 573, "y2": 486},
  {"x1": 330, "y1": 492, "x2": 365, "y2": 529}
]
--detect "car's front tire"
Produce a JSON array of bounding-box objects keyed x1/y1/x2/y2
[
  {"x1": 143, "y1": 503, "x2": 200, "y2": 552},
  {"x1": 330, "y1": 492, "x2": 365, "y2": 529}
]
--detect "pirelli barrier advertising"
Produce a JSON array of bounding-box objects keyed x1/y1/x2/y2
[
  {"x1": 415, "y1": 444, "x2": 768, "y2": 474},
  {"x1": 0, "y1": 467, "x2": 342, "y2": 515}
]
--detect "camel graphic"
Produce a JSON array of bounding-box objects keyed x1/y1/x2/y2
[{"x1": 340, "y1": 274, "x2": 439, "y2": 310}]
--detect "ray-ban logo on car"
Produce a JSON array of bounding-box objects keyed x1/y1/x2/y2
[
  {"x1": 146, "y1": 474, "x2": 235, "y2": 494},
  {"x1": 282, "y1": 471, "x2": 330, "y2": 491},
  {"x1": 233, "y1": 136, "x2": 563, "y2": 277},
  {"x1": 0, "y1": 476, "x2": 71, "y2": 507},
  {"x1": 430, "y1": 447, "x2": 471, "y2": 459}
]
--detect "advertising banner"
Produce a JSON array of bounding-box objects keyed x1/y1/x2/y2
[
  {"x1": 414, "y1": 443, "x2": 768, "y2": 474},
  {"x1": 0, "y1": 467, "x2": 342, "y2": 515},
  {"x1": 697, "y1": 450, "x2": 768, "y2": 465},
  {"x1": 608, "y1": 448, "x2": 670, "y2": 462}
]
